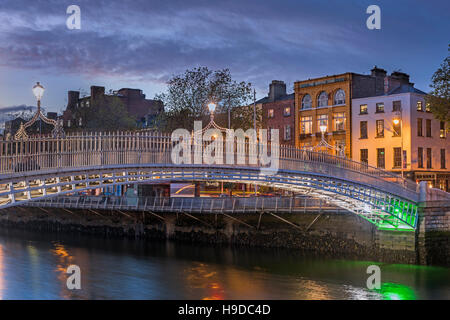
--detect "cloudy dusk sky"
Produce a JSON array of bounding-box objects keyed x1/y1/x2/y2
[{"x1": 0, "y1": 0, "x2": 449, "y2": 113}]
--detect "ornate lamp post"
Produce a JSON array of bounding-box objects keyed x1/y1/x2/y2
[
  {"x1": 15, "y1": 82, "x2": 65, "y2": 140},
  {"x1": 311, "y1": 122, "x2": 345, "y2": 157}
]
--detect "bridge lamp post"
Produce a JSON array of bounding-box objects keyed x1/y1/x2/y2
[
  {"x1": 33, "y1": 82, "x2": 45, "y2": 134},
  {"x1": 208, "y1": 102, "x2": 216, "y2": 120},
  {"x1": 14, "y1": 81, "x2": 65, "y2": 140},
  {"x1": 319, "y1": 124, "x2": 327, "y2": 138},
  {"x1": 32, "y1": 82, "x2": 45, "y2": 109},
  {"x1": 207, "y1": 102, "x2": 224, "y2": 194}
]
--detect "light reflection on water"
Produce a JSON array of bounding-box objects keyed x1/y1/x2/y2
[{"x1": 0, "y1": 228, "x2": 448, "y2": 300}]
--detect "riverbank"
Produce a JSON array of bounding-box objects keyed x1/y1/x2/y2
[{"x1": 1, "y1": 205, "x2": 432, "y2": 265}]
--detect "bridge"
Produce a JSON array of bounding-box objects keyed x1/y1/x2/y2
[{"x1": 0, "y1": 131, "x2": 445, "y2": 231}]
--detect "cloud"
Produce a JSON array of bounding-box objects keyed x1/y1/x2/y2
[
  {"x1": 0, "y1": 105, "x2": 35, "y2": 113},
  {"x1": 0, "y1": 0, "x2": 448, "y2": 99},
  {"x1": 0, "y1": 0, "x2": 367, "y2": 85}
]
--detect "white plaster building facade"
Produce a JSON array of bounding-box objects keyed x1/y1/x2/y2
[{"x1": 352, "y1": 87, "x2": 449, "y2": 191}]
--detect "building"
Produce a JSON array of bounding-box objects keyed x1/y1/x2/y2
[
  {"x1": 259, "y1": 80, "x2": 295, "y2": 145},
  {"x1": 62, "y1": 86, "x2": 163, "y2": 130},
  {"x1": 352, "y1": 83, "x2": 449, "y2": 191},
  {"x1": 294, "y1": 67, "x2": 413, "y2": 157}
]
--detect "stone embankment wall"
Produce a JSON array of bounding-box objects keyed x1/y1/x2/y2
[
  {"x1": 0, "y1": 205, "x2": 423, "y2": 264},
  {"x1": 417, "y1": 201, "x2": 450, "y2": 266}
]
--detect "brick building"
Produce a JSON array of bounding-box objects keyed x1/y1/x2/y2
[
  {"x1": 294, "y1": 67, "x2": 413, "y2": 158},
  {"x1": 260, "y1": 80, "x2": 295, "y2": 145},
  {"x1": 62, "y1": 86, "x2": 163, "y2": 130}
]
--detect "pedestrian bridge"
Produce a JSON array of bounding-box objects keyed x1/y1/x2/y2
[{"x1": 0, "y1": 131, "x2": 443, "y2": 231}]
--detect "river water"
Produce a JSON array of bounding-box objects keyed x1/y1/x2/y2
[{"x1": 0, "y1": 228, "x2": 448, "y2": 300}]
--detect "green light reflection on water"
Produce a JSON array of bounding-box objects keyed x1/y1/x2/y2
[{"x1": 374, "y1": 282, "x2": 417, "y2": 300}]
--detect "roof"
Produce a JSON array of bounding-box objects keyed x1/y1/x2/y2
[
  {"x1": 256, "y1": 93, "x2": 295, "y2": 104},
  {"x1": 387, "y1": 84, "x2": 427, "y2": 95}
]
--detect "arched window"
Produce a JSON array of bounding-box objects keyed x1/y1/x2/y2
[
  {"x1": 334, "y1": 89, "x2": 345, "y2": 105},
  {"x1": 302, "y1": 94, "x2": 312, "y2": 109},
  {"x1": 317, "y1": 91, "x2": 328, "y2": 107}
]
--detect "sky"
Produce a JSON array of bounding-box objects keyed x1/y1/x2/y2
[{"x1": 0, "y1": 0, "x2": 449, "y2": 113}]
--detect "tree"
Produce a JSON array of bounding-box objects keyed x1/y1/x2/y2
[
  {"x1": 155, "y1": 67, "x2": 253, "y2": 132},
  {"x1": 426, "y1": 45, "x2": 450, "y2": 130},
  {"x1": 73, "y1": 96, "x2": 136, "y2": 131}
]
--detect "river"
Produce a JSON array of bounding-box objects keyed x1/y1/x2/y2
[{"x1": 0, "y1": 228, "x2": 448, "y2": 300}]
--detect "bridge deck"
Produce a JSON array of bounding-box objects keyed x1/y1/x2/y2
[{"x1": 0, "y1": 131, "x2": 424, "y2": 230}]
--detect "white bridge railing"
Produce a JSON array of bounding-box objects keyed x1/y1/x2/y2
[
  {"x1": 27, "y1": 195, "x2": 343, "y2": 215},
  {"x1": 0, "y1": 131, "x2": 419, "y2": 200}
]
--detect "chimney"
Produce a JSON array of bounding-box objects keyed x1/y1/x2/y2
[
  {"x1": 268, "y1": 80, "x2": 286, "y2": 102},
  {"x1": 371, "y1": 66, "x2": 387, "y2": 78},
  {"x1": 390, "y1": 71, "x2": 410, "y2": 84},
  {"x1": 67, "y1": 91, "x2": 80, "y2": 109},
  {"x1": 90, "y1": 86, "x2": 105, "y2": 98}
]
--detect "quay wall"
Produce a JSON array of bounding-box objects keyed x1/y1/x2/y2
[
  {"x1": 417, "y1": 201, "x2": 450, "y2": 266},
  {"x1": 0, "y1": 205, "x2": 427, "y2": 265}
]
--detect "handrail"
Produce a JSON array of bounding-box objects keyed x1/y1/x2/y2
[{"x1": 0, "y1": 132, "x2": 418, "y2": 195}]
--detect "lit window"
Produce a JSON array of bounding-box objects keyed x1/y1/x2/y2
[
  {"x1": 302, "y1": 94, "x2": 312, "y2": 109},
  {"x1": 284, "y1": 107, "x2": 291, "y2": 116},
  {"x1": 268, "y1": 109, "x2": 274, "y2": 118},
  {"x1": 317, "y1": 114, "x2": 328, "y2": 132},
  {"x1": 376, "y1": 120, "x2": 384, "y2": 137},
  {"x1": 317, "y1": 91, "x2": 328, "y2": 107},
  {"x1": 333, "y1": 112, "x2": 346, "y2": 131},
  {"x1": 334, "y1": 89, "x2": 345, "y2": 105},
  {"x1": 417, "y1": 101, "x2": 423, "y2": 111},
  {"x1": 360, "y1": 104, "x2": 368, "y2": 114},
  {"x1": 440, "y1": 121, "x2": 446, "y2": 138},
  {"x1": 425, "y1": 103, "x2": 431, "y2": 112},
  {"x1": 376, "y1": 103, "x2": 384, "y2": 113},
  {"x1": 300, "y1": 116, "x2": 312, "y2": 134}
]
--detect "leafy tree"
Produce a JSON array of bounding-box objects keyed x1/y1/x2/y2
[
  {"x1": 155, "y1": 67, "x2": 253, "y2": 132},
  {"x1": 426, "y1": 45, "x2": 450, "y2": 129},
  {"x1": 230, "y1": 103, "x2": 262, "y2": 131},
  {"x1": 73, "y1": 96, "x2": 136, "y2": 131}
]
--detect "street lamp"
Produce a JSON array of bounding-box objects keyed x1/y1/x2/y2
[
  {"x1": 14, "y1": 82, "x2": 64, "y2": 140},
  {"x1": 32, "y1": 82, "x2": 45, "y2": 107},
  {"x1": 208, "y1": 102, "x2": 216, "y2": 113},
  {"x1": 32, "y1": 82, "x2": 45, "y2": 134},
  {"x1": 393, "y1": 111, "x2": 404, "y2": 178},
  {"x1": 319, "y1": 124, "x2": 327, "y2": 136},
  {"x1": 311, "y1": 121, "x2": 345, "y2": 157}
]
